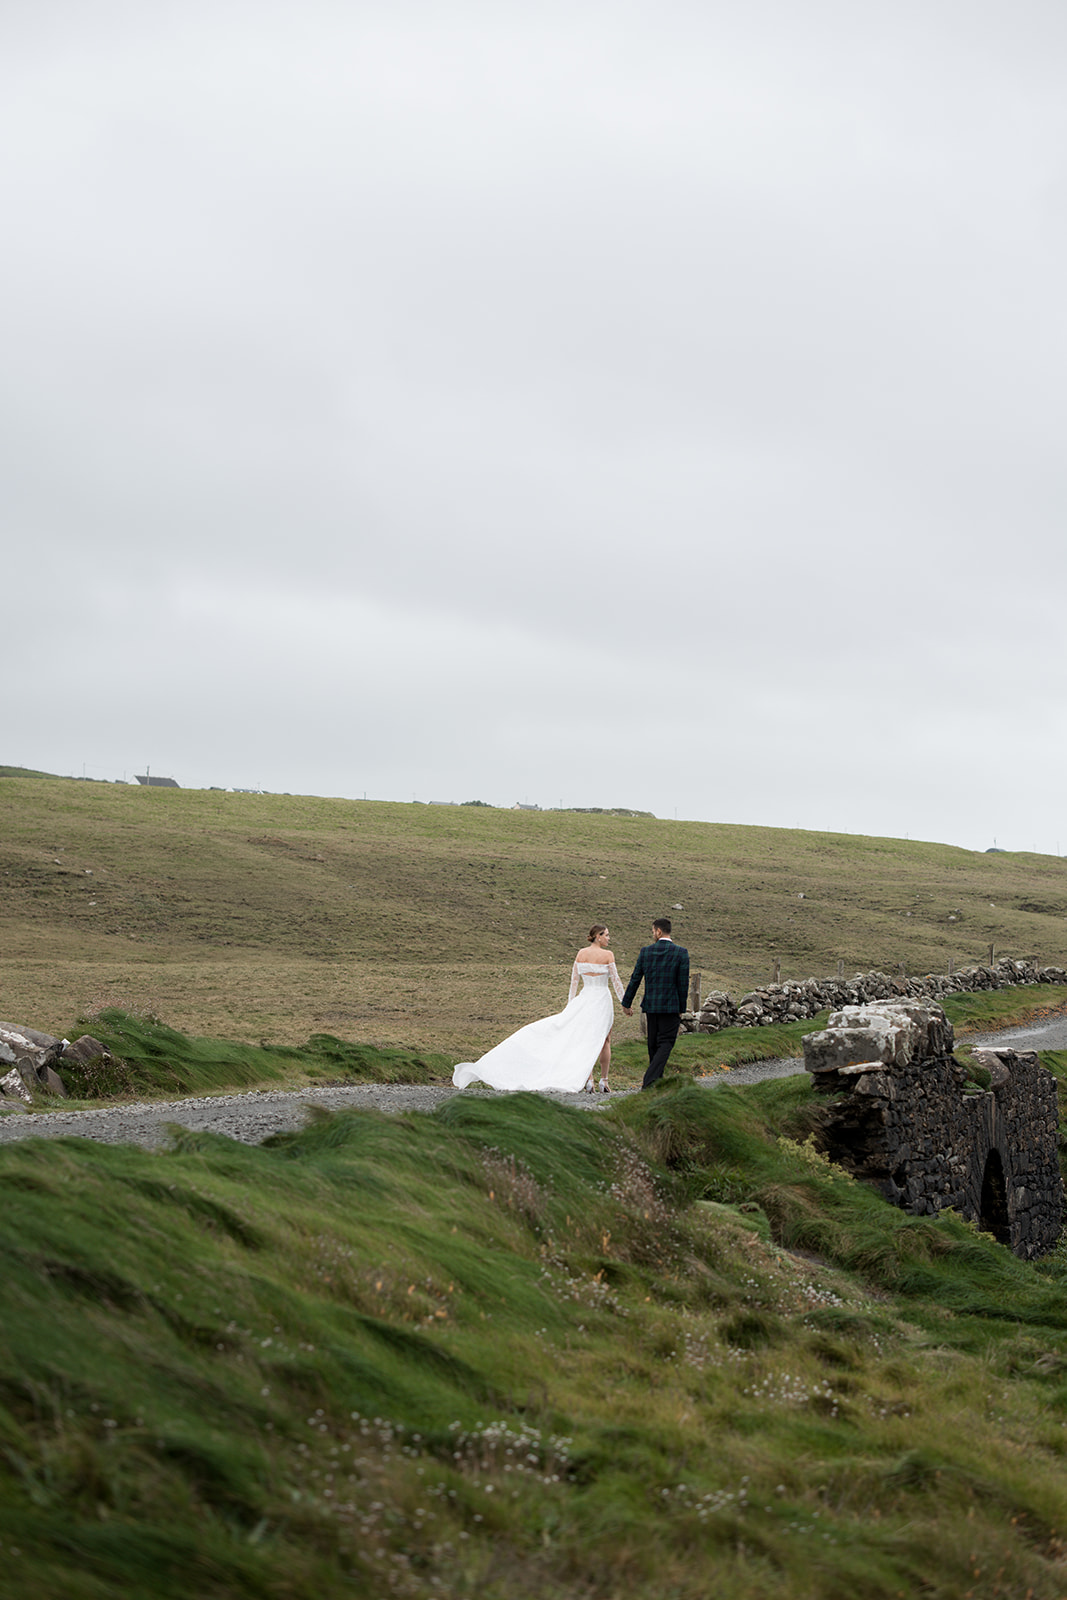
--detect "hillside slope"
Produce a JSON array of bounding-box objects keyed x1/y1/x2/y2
[{"x1": 3, "y1": 775, "x2": 1067, "y2": 1054}]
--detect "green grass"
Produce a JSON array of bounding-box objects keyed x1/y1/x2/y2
[
  {"x1": 53, "y1": 1009, "x2": 456, "y2": 1101},
  {"x1": 941, "y1": 985, "x2": 1067, "y2": 1034},
  {"x1": 4, "y1": 773, "x2": 1067, "y2": 1056},
  {"x1": 612, "y1": 1017, "x2": 833, "y2": 1079},
  {"x1": 6, "y1": 1071, "x2": 1067, "y2": 1597}
]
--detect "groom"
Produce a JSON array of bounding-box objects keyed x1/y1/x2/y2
[{"x1": 622, "y1": 918, "x2": 690, "y2": 1089}]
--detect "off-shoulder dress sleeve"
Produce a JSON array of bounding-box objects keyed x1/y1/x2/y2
[
  {"x1": 567, "y1": 959, "x2": 580, "y2": 1002},
  {"x1": 608, "y1": 959, "x2": 625, "y2": 1001}
]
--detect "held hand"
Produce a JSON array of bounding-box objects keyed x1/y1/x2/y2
[{"x1": 623, "y1": 1005, "x2": 633, "y2": 1016}]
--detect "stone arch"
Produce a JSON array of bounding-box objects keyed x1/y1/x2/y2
[
  {"x1": 979, "y1": 1148, "x2": 1011, "y2": 1246},
  {"x1": 804, "y1": 1005, "x2": 1062, "y2": 1258}
]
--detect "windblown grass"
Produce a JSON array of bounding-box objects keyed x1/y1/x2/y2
[
  {"x1": 53, "y1": 1009, "x2": 455, "y2": 1102},
  {"x1": 5, "y1": 1074, "x2": 1067, "y2": 1597},
  {"x1": 942, "y1": 986, "x2": 1067, "y2": 1035}
]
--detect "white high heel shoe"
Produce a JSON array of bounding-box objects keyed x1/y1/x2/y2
[
  {"x1": 584, "y1": 1077, "x2": 595, "y2": 1093},
  {"x1": 599, "y1": 1079, "x2": 610, "y2": 1094}
]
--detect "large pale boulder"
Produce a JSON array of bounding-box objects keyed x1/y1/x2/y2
[
  {"x1": 0, "y1": 1026, "x2": 52, "y2": 1066},
  {"x1": 0, "y1": 1067, "x2": 33, "y2": 1102},
  {"x1": 0, "y1": 1022, "x2": 62, "y2": 1052},
  {"x1": 803, "y1": 1012, "x2": 916, "y2": 1075},
  {"x1": 803, "y1": 1000, "x2": 953, "y2": 1077},
  {"x1": 828, "y1": 1000, "x2": 953, "y2": 1059}
]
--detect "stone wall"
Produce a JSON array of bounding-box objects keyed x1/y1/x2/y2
[
  {"x1": 681, "y1": 956, "x2": 1067, "y2": 1034},
  {"x1": 803, "y1": 1000, "x2": 1063, "y2": 1258}
]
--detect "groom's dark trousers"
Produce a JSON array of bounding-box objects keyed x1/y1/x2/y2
[
  {"x1": 621, "y1": 938, "x2": 690, "y2": 1089},
  {"x1": 644, "y1": 1012, "x2": 682, "y2": 1088}
]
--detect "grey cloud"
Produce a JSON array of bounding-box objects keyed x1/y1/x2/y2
[{"x1": 3, "y1": 1, "x2": 1066, "y2": 850}]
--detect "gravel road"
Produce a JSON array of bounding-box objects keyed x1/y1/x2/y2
[
  {"x1": 8, "y1": 1011, "x2": 1062, "y2": 1152},
  {"x1": 968, "y1": 1016, "x2": 1067, "y2": 1051},
  {"x1": 0, "y1": 1056, "x2": 806, "y2": 1150}
]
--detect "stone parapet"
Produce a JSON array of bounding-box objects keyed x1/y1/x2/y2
[{"x1": 801, "y1": 1000, "x2": 1062, "y2": 1258}]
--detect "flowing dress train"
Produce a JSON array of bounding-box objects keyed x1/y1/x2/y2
[{"x1": 452, "y1": 960, "x2": 625, "y2": 1092}]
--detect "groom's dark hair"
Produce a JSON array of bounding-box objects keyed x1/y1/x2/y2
[{"x1": 653, "y1": 917, "x2": 671, "y2": 935}]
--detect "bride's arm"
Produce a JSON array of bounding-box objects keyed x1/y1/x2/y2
[
  {"x1": 608, "y1": 958, "x2": 625, "y2": 1001},
  {"x1": 567, "y1": 959, "x2": 581, "y2": 1002}
]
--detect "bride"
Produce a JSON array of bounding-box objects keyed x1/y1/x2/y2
[{"x1": 452, "y1": 924, "x2": 625, "y2": 1094}]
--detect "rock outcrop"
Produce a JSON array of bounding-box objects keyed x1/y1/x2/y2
[{"x1": 0, "y1": 1024, "x2": 111, "y2": 1103}]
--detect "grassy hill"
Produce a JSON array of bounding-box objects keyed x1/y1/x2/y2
[
  {"x1": 0, "y1": 764, "x2": 61, "y2": 780},
  {"x1": 4, "y1": 774, "x2": 1067, "y2": 1057},
  {"x1": 6, "y1": 1074, "x2": 1067, "y2": 1598},
  {"x1": 7, "y1": 776, "x2": 1067, "y2": 1596}
]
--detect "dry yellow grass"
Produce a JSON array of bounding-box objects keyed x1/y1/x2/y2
[
  {"x1": 4, "y1": 774, "x2": 1067, "y2": 1054},
  {"x1": 0, "y1": 948, "x2": 636, "y2": 1059}
]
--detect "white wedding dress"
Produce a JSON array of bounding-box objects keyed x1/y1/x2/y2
[{"x1": 452, "y1": 960, "x2": 626, "y2": 1092}]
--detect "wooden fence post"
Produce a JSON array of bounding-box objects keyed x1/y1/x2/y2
[
  {"x1": 688, "y1": 972, "x2": 701, "y2": 1013},
  {"x1": 989, "y1": 942, "x2": 996, "y2": 967},
  {"x1": 837, "y1": 959, "x2": 844, "y2": 979},
  {"x1": 772, "y1": 958, "x2": 781, "y2": 983}
]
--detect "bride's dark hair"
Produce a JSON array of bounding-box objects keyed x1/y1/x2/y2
[{"x1": 588, "y1": 923, "x2": 608, "y2": 942}]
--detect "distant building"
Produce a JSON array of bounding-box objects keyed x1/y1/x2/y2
[
  {"x1": 135, "y1": 775, "x2": 180, "y2": 788},
  {"x1": 513, "y1": 802, "x2": 541, "y2": 811}
]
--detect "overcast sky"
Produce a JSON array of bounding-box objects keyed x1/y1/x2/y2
[{"x1": 3, "y1": 1, "x2": 1066, "y2": 853}]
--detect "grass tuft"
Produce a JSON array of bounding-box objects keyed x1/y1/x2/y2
[{"x1": 54, "y1": 1009, "x2": 454, "y2": 1101}]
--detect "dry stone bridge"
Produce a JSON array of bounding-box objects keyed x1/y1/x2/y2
[{"x1": 802, "y1": 1000, "x2": 1063, "y2": 1258}]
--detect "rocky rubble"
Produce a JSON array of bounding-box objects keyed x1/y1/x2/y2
[
  {"x1": 801, "y1": 999, "x2": 1062, "y2": 1258},
  {"x1": 0, "y1": 1024, "x2": 109, "y2": 1104},
  {"x1": 679, "y1": 956, "x2": 1067, "y2": 1033}
]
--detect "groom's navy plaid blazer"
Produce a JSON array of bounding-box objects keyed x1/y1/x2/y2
[{"x1": 622, "y1": 939, "x2": 690, "y2": 1014}]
